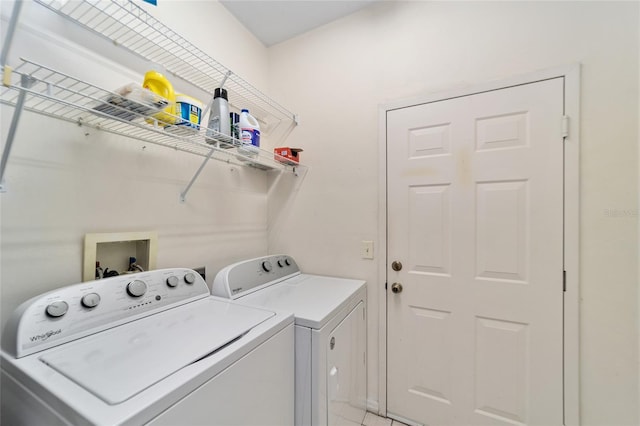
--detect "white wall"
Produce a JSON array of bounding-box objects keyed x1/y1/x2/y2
[
  {"x1": 0, "y1": 0, "x2": 273, "y2": 327},
  {"x1": 267, "y1": 1, "x2": 639, "y2": 424}
]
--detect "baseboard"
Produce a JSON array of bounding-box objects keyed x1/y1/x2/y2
[{"x1": 366, "y1": 399, "x2": 380, "y2": 415}]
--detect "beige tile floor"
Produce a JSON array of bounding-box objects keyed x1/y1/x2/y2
[{"x1": 362, "y1": 411, "x2": 409, "y2": 426}]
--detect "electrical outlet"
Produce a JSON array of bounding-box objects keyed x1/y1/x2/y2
[{"x1": 361, "y1": 241, "x2": 374, "y2": 259}]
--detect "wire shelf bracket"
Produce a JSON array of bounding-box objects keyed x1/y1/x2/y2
[{"x1": 1, "y1": 72, "x2": 34, "y2": 193}]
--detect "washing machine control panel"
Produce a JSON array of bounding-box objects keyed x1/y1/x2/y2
[
  {"x1": 212, "y1": 254, "x2": 300, "y2": 299},
  {"x1": 4, "y1": 268, "x2": 209, "y2": 358}
]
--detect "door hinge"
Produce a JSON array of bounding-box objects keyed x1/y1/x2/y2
[
  {"x1": 562, "y1": 115, "x2": 569, "y2": 139},
  {"x1": 563, "y1": 270, "x2": 567, "y2": 292},
  {"x1": 385, "y1": 281, "x2": 388, "y2": 290}
]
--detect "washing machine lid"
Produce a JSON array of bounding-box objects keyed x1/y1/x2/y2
[
  {"x1": 38, "y1": 298, "x2": 274, "y2": 405},
  {"x1": 238, "y1": 274, "x2": 365, "y2": 330}
]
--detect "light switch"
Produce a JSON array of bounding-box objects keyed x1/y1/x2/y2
[{"x1": 361, "y1": 241, "x2": 374, "y2": 259}]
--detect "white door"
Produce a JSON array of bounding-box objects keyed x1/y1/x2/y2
[{"x1": 386, "y1": 79, "x2": 564, "y2": 426}]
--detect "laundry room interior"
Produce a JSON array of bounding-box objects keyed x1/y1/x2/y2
[{"x1": 0, "y1": 0, "x2": 638, "y2": 425}]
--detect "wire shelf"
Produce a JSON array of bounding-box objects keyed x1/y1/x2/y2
[
  {"x1": 1, "y1": 58, "x2": 291, "y2": 171},
  {"x1": 33, "y1": 0, "x2": 297, "y2": 131}
]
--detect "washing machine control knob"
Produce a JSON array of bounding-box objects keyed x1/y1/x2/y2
[
  {"x1": 81, "y1": 293, "x2": 101, "y2": 308},
  {"x1": 284, "y1": 258, "x2": 291, "y2": 266},
  {"x1": 261, "y1": 261, "x2": 273, "y2": 272},
  {"x1": 166, "y1": 276, "x2": 179, "y2": 287},
  {"x1": 184, "y1": 272, "x2": 196, "y2": 284},
  {"x1": 127, "y1": 280, "x2": 147, "y2": 297},
  {"x1": 277, "y1": 259, "x2": 284, "y2": 267},
  {"x1": 45, "y1": 301, "x2": 69, "y2": 318}
]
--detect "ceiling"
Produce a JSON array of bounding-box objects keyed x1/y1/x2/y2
[{"x1": 220, "y1": 1, "x2": 380, "y2": 47}]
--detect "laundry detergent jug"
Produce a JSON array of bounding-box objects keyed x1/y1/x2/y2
[
  {"x1": 143, "y1": 70, "x2": 177, "y2": 125},
  {"x1": 237, "y1": 109, "x2": 260, "y2": 157}
]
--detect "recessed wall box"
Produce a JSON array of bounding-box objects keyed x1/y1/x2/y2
[{"x1": 83, "y1": 231, "x2": 158, "y2": 281}]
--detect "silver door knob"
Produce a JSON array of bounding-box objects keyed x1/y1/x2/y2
[
  {"x1": 391, "y1": 282, "x2": 403, "y2": 294},
  {"x1": 391, "y1": 261, "x2": 403, "y2": 271}
]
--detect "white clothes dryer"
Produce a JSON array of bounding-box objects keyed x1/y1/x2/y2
[
  {"x1": 1, "y1": 268, "x2": 294, "y2": 426},
  {"x1": 212, "y1": 255, "x2": 367, "y2": 426}
]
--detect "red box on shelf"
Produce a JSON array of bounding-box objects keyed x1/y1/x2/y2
[{"x1": 274, "y1": 147, "x2": 303, "y2": 165}]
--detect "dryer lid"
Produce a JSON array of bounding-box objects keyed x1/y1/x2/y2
[
  {"x1": 39, "y1": 298, "x2": 274, "y2": 405},
  {"x1": 238, "y1": 274, "x2": 365, "y2": 329}
]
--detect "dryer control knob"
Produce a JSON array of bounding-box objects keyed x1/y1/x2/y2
[
  {"x1": 184, "y1": 272, "x2": 196, "y2": 284},
  {"x1": 261, "y1": 261, "x2": 273, "y2": 272},
  {"x1": 127, "y1": 280, "x2": 147, "y2": 297},
  {"x1": 284, "y1": 258, "x2": 291, "y2": 266},
  {"x1": 46, "y1": 301, "x2": 69, "y2": 318},
  {"x1": 81, "y1": 293, "x2": 101, "y2": 308},
  {"x1": 166, "y1": 276, "x2": 179, "y2": 287}
]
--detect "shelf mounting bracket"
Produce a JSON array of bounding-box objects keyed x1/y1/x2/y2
[
  {"x1": 179, "y1": 147, "x2": 217, "y2": 202},
  {"x1": 1, "y1": 74, "x2": 35, "y2": 192},
  {"x1": 0, "y1": 0, "x2": 23, "y2": 69}
]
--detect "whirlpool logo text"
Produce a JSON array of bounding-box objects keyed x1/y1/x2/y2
[{"x1": 30, "y1": 329, "x2": 62, "y2": 342}]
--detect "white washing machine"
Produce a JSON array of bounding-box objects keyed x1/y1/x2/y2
[
  {"x1": 212, "y1": 255, "x2": 367, "y2": 426},
  {"x1": 1, "y1": 268, "x2": 294, "y2": 426}
]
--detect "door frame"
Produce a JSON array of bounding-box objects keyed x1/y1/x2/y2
[{"x1": 377, "y1": 64, "x2": 580, "y2": 425}]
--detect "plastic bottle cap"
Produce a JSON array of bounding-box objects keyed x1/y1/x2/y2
[
  {"x1": 214, "y1": 88, "x2": 228, "y2": 100},
  {"x1": 241, "y1": 109, "x2": 249, "y2": 113}
]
